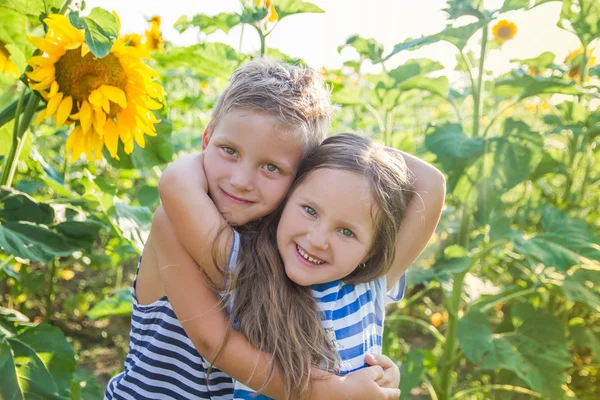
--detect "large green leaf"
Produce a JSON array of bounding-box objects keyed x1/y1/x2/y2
[
  {"x1": 112, "y1": 201, "x2": 151, "y2": 252},
  {"x1": 71, "y1": 367, "x2": 103, "y2": 400},
  {"x1": 494, "y1": 72, "x2": 585, "y2": 100},
  {"x1": 0, "y1": 7, "x2": 31, "y2": 72},
  {"x1": 558, "y1": 0, "x2": 599, "y2": 46},
  {"x1": 557, "y1": 268, "x2": 600, "y2": 312},
  {"x1": 388, "y1": 59, "x2": 444, "y2": 85},
  {"x1": 15, "y1": 324, "x2": 76, "y2": 397},
  {"x1": 7, "y1": 338, "x2": 60, "y2": 399},
  {"x1": 276, "y1": 0, "x2": 324, "y2": 20},
  {"x1": 0, "y1": 0, "x2": 62, "y2": 18},
  {"x1": 490, "y1": 119, "x2": 543, "y2": 189},
  {"x1": 500, "y1": 0, "x2": 531, "y2": 12},
  {"x1": 406, "y1": 246, "x2": 471, "y2": 285},
  {"x1": 54, "y1": 220, "x2": 105, "y2": 252},
  {"x1": 175, "y1": 12, "x2": 241, "y2": 35},
  {"x1": 0, "y1": 342, "x2": 22, "y2": 400},
  {"x1": 457, "y1": 303, "x2": 571, "y2": 397},
  {"x1": 104, "y1": 119, "x2": 173, "y2": 169},
  {"x1": 511, "y1": 51, "x2": 556, "y2": 70},
  {"x1": 512, "y1": 232, "x2": 587, "y2": 272},
  {"x1": 68, "y1": 8, "x2": 119, "y2": 58},
  {"x1": 0, "y1": 188, "x2": 55, "y2": 224},
  {"x1": 0, "y1": 221, "x2": 75, "y2": 262},
  {"x1": 424, "y1": 123, "x2": 485, "y2": 191},
  {"x1": 384, "y1": 20, "x2": 486, "y2": 60},
  {"x1": 400, "y1": 76, "x2": 450, "y2": 98},
  {"x1": 154, "y1": 42, "x2": 249, "y2": 79},
  {"x1": 339, "y1": 35, "x2": 384, "y2": 64},
  {"x1": 444, "y1": 0, "x2": 484, "y2": 19},
  {"x1": 399, "y1": 350, "x2": 426, "y2": 400},
  {"x1": 87, "y1": 288, "x2": 132, "y2": 320}
]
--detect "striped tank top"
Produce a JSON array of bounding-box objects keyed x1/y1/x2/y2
[{"x1": 104, "y1": 232, "x2": 241, "y2": 399}]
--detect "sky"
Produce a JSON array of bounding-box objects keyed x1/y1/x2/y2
[{"x1": 84, "y1": 0, "x2": 597, "y2": 76}]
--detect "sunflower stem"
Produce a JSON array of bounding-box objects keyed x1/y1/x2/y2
[
  {"x1": 472, "y1": 24, "x2": 488, "y2": 137},
  {"x1": 1, "y1": 92, "x2": 40, "y2": 188}
]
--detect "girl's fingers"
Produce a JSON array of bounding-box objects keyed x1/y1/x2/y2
[{"x1": 384, "y1": 388, "x2": 401, "y2": 399}]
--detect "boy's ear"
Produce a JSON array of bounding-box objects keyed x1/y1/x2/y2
[{"x1": 202, "y1": 128, "x2": 210, "y2": 150}]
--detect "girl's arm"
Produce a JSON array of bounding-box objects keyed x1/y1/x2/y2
[
  {"x1": 151, "y1": 206, "x2": 400, "y2": 400},
  {"x1": 158, "y1": 152, "x2": 231, "y2": 286},
  {"x1": 385, "y1": 149, "x2": 446, "y2": 290}
]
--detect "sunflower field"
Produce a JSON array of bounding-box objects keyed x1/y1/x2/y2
[{"x1": 0, "y1": 0, "x2": 598, "y2": 399}]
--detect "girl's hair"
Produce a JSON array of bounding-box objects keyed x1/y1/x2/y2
[
  {"x1": 222, "y1": 133, "x2": 415, "y2": 398},
  {"x1": 206, "y1": 58, "x2": 332, "y2": 154}
]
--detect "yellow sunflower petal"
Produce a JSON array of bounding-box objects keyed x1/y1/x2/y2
[
  {"x1": 66, "y1": 125, "x2": 84, "y2": 163},
  {"x1": 48, "y1": 81, "x2": 60, "y2": 98},
  {"x1": 79, "y1": 100, "x2": 93, "y2": 132},
  {"x1": 28, "y1": 36, "x2": 63, "y2": 55},
  {"x1": 46, "y1": 92, "x2": 64, "y2": 117},
  {"x1": 99, "y1": 85, "x2": 127, "y2": 108},
  {"x1": 33, "y1": 110, "x2": 47, "y2": 125},
  {"x1": 93, "y1": 109, "x2": 106, "y2": 135},
  {"x1": 81, "y1": 43, "x2": 90, "y2": 57},
  {"x1": 56, "y1": 95, "x2": 73, "y2": 126},
  {"x1": 268, "y1": 4, "x2": 279, "y2": 22},
  {"x1": 104, "y1": 119, "x2": 119, "y2": 158}
]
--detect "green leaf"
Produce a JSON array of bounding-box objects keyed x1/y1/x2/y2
[
  {"x1": 112, "y1": 201, "x2": 151, "y2": 252},
  {"x1": 54, "y1": 220, "x2": 105, "y2": 252},
  {"x1": 501, "y1": 0, "x2": 531, "y2": 12},
  {"x1": 339, "y1": 35, "x2": 384, "y2": 64},
  {"x1": 0, "y1": 0, "x2": 62, "y2": 19},
  {"x1": 0, "y1": 342, "x2": 22, "y2": 400},
  {"x1": 558, "y1": 268, "x2": 600, "y2": 313},
  {"x1": 494, "y1": 72, "x2": 585, "y2": 100},
  {"x1": 458, "y1": 303, "x2": 571, "y2": 397},
  {"x1": 457, "y1": 310, "x2": 494, "y2": 361},
  {"x1": 444, "y1": 0, "x2": 484, "y2": 19},
  {"x1": 490, "y1": 119, "x2": 543, "y2": 189},
  {"x1": 276, "y1": 0, "x2": 324, "y2": 20},
  {"x1": 104, "y1": 119, "x2": 173, "y2": 169},
  {"x1": 154, "y1": 42, "x2": 249, "y2": 79},
  {"x1": 15, "y1": 324, "x2": 76, "y2": 397},
  {"x1": 401, "y1": 76, "x2": 450, "y2": 98},
  {"x1": 175, "y1": 12, "x2": 241, "y2": 35},
  {"x1": 425, "y1": 123, "x2": 485, "y2": 191},
  {"x1": 388, "y1": 59, "x2": 444, "y2": 85},
  {"x1": 0, "y1": 188, "x2": 55, "y2": 224},
  {"x1": 511, "y1": 51, "x2": 556, "y2": 70},
  {"x1": 399, "y1": 350, "x2": 425, "y2": 400},
  {"x1": 512, "y1": 232, "x2": 585, "y2": 272},
  {"x1": 68, "y1": 8, "x2": 119, "y2": 58},
  {"x1": 558, "y1": 0, "x2": 599, "y2": 46},
  {"x1": 0, "y1": 221, "x2": 75, "y2": 262},
  {"x1": 406, "y1": 249, "x2": 470, "y2": 285},
  {"x1": 7, "y1": 338, "x2": 60, "y2": 398},
  {"x1": 87, "y1": 288, "x2": 132, "y2": 320},
  {"x1": 384, "y1": 20, "x2": 486, "y2": 60}
]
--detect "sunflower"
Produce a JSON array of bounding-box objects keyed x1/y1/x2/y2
[
  {"x1": 565, "y1": 47, "x2": 596, "y2": 79},
  {"x1": 256, "y1": 0, "x2": 279, "y2": 22},
  {"x1": 492, "y1": 20, "x2": 517, "y2": 42},
  {"x1": 0, "y1": 41, "x2": 20, "y2": 78},
  {"x1": 145, "y1": 16, "x2": 164, "y2": 51},
  {"x1": 26, "y1": 13, "x2": 164, "y2": 162}
]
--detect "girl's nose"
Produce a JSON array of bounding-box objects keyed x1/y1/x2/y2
[{"x1": 306, "y1": 226, "x2": 329, "y2": 250}]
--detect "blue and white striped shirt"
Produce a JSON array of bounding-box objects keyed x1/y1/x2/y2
[{"x1": 234, "y1": 252, "x2": 406, "y2": 399}]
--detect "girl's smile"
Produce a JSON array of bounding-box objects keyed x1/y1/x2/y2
[{"x1": 277, "y1": 168, "x2": 376, "y2": 286}]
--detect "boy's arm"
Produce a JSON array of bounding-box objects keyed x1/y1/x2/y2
[
  {"x1": 152, "y1": 206, "x2": 400, "y2": 400},
  {"x1": 158, "y1": 153, "x2": 231, "y2": 286},
  {"x1": 385, "y1": 149, "x2": 446, "y2": 290}
]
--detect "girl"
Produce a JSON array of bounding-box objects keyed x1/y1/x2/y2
[{"x1": 156, "y1": 133, "x2": 446, "y2": 399}]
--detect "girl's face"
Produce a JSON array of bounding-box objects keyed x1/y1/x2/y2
[{"x1": 276, "y1": 168, "x2": 377, "y2": 286}]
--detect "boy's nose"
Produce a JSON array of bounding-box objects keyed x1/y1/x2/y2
[{"x1": 230, "y1": 167, "x2": 254, "y2": 191}]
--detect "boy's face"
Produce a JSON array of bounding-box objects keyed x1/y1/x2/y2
[{"x1": 202, "y1": 110, "x2": 305, "y2": 225}]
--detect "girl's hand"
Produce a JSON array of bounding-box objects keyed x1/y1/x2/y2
[{"x1": 365, "y1": 353, "x2": 400, "y2": 389}]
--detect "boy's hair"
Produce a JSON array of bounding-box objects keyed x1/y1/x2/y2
[
  {"x1": 206, "y1": 58, "x2": 332, "y2": 153},
  {"x1": 226, "y1": 133, "x2": 415, "y2": 398}
]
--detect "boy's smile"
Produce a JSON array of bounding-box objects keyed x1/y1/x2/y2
[{"x1": 202, "y1": 109, "x2": 305, "y2": 225}]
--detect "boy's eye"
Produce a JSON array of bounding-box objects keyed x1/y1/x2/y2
[
  {"x1": 304, "y1": 206, "x2": 317, "y2": 217},
  {"x1": 264, "y1": 164, "x2": 280, "y2": 173},
  {"x1": 340, "y1": 228, "x2": 354, "y2": 238},
  {"x1": 223, "y1": 147, "x2": 236, "y2": 155}
]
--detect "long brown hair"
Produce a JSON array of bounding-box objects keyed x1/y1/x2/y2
[{"x1": 224, "y1": 133, "x2": 415, "y2": 398}]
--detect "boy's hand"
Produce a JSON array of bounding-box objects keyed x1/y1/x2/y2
[
  {"x1": 337, "y1": 366, "x2": 400, "y2": 399},
  {"x1": 365, "y1": 354, "x2": 400, "y2": 389}
]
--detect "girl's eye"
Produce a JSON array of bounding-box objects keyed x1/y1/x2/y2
[
  {"x1": 304, "y1": 206, "x2": 317, "y2": 217},
  {"x1": 223, "y1": 147, "x2": 236, "y2": 156},
  {"x1": 265, "y1": 164, "x2": 280, "y2": 173},
  {"x1": 340, "y1": 228, "x2": 354, "y2": 238}
]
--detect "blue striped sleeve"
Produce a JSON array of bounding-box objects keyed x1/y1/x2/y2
[{"x1": 386, "y1": 274, "x2": 406, "y2": 303}]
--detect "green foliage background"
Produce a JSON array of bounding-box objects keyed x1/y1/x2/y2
[{"x1": 0, "y1": 0, "x2": 598, "y2": 399}]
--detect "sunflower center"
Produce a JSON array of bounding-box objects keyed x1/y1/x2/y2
[
  {"x1": 55, "y1": 49, "x2": 127, "y2": 115},
  {"x1": 497, "y1": 26, "x2": 513, "y2": 39}
]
